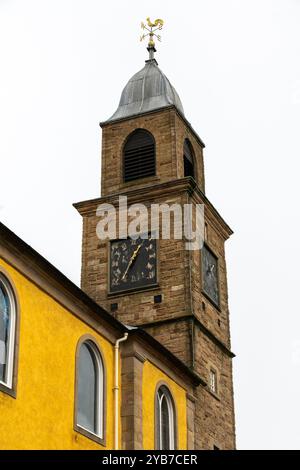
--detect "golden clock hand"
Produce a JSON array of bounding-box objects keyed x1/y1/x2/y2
[
  {"x1": 121, "y1": 243, "x2": 143, "y2": 280},
  {"x1": 122, "y1": 246, "x2": 141, "y2": 280}
]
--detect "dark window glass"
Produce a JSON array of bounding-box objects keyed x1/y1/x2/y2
[
  {"x1": 0, "y1": 281, "x2": 11, "y2": 383},
  {"x1": 77, "y1": 342, "x2": 100, "y2": 435},
  {"x1": 123, "y1": 129, "x2": 155, "y2": 182},
  {"x1": 161, "y1": 395, "x2": 170, "y2": 450},
  {"x1": 183, "y1": 139, "x2": 195, "y2": 178}
]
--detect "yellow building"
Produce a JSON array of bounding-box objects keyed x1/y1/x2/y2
[{"x1": 0, "y1": 222, "x2": 203, "y2": 450}]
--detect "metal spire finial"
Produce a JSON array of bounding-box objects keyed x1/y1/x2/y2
[{"x1": 140, "y1": 17, "x2": 164, "y2": 61}]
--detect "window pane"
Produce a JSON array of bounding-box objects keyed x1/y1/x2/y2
[
  {"x1": 0, "y1": 282, "x2": 10, "y2": 383},
  {"x1": 157, "y1": 386, "x2": 175, "y2": 450},
  {"x1": 77, "y1": 343, "x2": 97, "y2": 434},
  {"x1": 161, "y1": 395, "x2": 170, "y2": 450}
]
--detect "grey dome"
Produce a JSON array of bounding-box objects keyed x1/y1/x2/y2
[{"x1": 106, "y1": 60, "x2": 184, "y2": 123}]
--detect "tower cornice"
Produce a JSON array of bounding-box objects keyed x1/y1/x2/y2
[{"x1": 73, "y1": 177, "x2": 233, "y2": 240}]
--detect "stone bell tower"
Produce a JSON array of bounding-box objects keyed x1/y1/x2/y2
[{"x1": 74, "y1": 25, "x2": 236, "y2": 450}]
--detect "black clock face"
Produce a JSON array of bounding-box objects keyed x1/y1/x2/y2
[
  {"x1": 109, "y1": 237, "x2": 157, "y2": 293},
  {"x1": 202, "y1": 245, "x2": 219, "y2": 306}
]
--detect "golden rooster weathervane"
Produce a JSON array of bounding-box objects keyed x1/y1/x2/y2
[{"x1": 140, "y1": 17, "x2": 164, "y2": 60}]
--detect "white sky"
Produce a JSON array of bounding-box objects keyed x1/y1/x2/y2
[{"x1": 1, "y1": 0, "x2": 300, "y2": 450}]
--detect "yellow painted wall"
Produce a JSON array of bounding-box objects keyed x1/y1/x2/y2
[
  {"x1": 0, "y1": 258, "x2": 116, "y2": 450},
  {"x1": 142, "y1": 360, "x2": 187, "y2": 450}
]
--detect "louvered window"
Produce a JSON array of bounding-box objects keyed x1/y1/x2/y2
[
  {"x1": 123, "y1": 129, "x2": 156, "y2": 182},
  {"x1": 183, "y1": 139, "x2": 195, "y2": 178}
]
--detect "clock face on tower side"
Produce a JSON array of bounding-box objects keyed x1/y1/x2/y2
[
  {"x1": 109, "y1": 236, "x2": 157, "y2": 294},
  {"x1": 201, "y1": 245, "x2": 219, "y2": 307}
]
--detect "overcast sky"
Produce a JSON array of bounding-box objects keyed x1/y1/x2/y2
[{"x1": 1, "y1": 0, "x2": 300, "y2": 450}]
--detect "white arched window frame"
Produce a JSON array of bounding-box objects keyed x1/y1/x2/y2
[
  {"x1": 0, "y1": 274, "x2": 16, "y2": 389},
  {"x1": 157, "y1": 386, "x2": 176, "y2": 450},
  {"x1": 76, "y1": 340, "x2": 104, "y2": 439}
]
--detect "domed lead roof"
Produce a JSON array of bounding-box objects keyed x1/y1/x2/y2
[{"x1": 106, "y1": 59, "x2": 184, "y2": 123}]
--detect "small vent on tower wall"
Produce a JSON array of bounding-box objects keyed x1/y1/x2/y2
[{"x1": 123, "y1": 129, "x2": 156, "y2": 182}]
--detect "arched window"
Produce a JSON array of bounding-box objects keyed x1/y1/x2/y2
[
  {"x1": 123, "y1": 129, "x2": 155, "y2": 182},
  {"x1": 0, "y1": 275, "x2": 16, "y2": 389},
  {"x1": 156, "y1": 385, "x2": 176, "y2": 450},
  {"x1": 183, "y1": 139, "x2": 195, "y2": 178},
  {"x1": 76, "y1": 340, "x2": 104, "y2": 439}
]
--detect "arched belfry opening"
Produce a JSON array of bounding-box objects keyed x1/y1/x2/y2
[
  {"x1": 123, "y1": 129, "x2": 156, "y2": 182},
  {"x1": 183, "y1": 139, "x2": 195, "y2": 178}
]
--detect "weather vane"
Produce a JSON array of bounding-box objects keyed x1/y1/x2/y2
[{"x1": 140, "y1": 17, "x2": 164, "y2": 60}]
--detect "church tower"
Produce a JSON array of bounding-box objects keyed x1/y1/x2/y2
[{"x1": 74, "y1": 23, "x2": 236, "y2": 450}]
